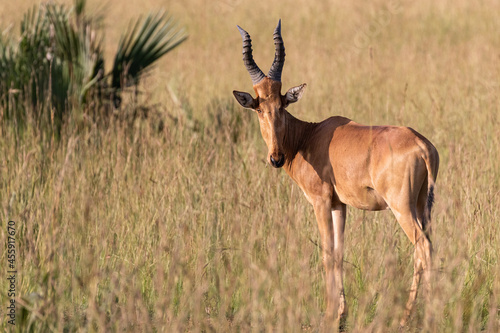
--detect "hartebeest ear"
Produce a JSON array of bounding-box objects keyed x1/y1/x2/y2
[
  {"x1": 284, "y1": 83, "x2": 307, "y2": 107},
  {"x1": 233, "y1": 90, "x2": 257, "y2": 110}
]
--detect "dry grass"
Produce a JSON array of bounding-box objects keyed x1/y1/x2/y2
[{"x1": 1, "y1": 0, "x2": 499, "y2": 331}]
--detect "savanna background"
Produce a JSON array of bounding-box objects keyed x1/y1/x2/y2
[{"x1": 0, "y1": 0, "x2": 499, "y2": 331}]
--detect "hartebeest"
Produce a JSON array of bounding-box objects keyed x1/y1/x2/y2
[{"x1": 233, "y1": 21, "x2": 439, "y2": 327}]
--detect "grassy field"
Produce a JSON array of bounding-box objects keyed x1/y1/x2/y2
[{"x1": 1, "y1": 0, "x2": 499, "y2": 331}]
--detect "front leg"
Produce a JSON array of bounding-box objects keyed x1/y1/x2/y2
[
  {"x1": 313, "y1": 198, "x2": 346, "y2": 323},
  {"x1": 332, "y1": 203, "x2": 347, "y2": 320}
]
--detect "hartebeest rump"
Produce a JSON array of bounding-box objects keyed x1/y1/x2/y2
[{"x1": 233, "y1": 20, "x2": 439, "y2": 327}]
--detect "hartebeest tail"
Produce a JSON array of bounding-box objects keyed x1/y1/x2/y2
[
  {"x1": 233, "y1": 20, "x2": 439, "y2": 329},
  {"x1": 423, "y1": 149, "x2": 439, "y2": 236}
]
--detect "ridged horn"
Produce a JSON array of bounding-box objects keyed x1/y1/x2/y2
[
  {"x1": 268, "y1": 19, "x2": 285, "y2": 82},
  {"x1": 237, "y1": 25, "x2": 266, "y2": 85}
]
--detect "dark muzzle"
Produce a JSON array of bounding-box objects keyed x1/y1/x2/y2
[{"x1": 270, "y1": 154, "x2": 285, "y2": 168}]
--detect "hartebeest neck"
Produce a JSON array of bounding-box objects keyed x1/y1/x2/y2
[{"x1": 282, "y1": 111, "x2": 316, "y2": 169}]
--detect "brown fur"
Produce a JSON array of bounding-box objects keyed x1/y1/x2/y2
[{"x1": 234, "y1": 76, "x2": 439, "y2": 327}]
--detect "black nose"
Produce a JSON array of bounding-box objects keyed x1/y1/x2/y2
[{"x1": 270, "y1": 154, "x2": 285, "y2": 168}]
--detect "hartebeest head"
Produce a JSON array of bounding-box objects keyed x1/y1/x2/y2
[{"x1": 233, "y1": 20, "x2": 306, "y2": 168}]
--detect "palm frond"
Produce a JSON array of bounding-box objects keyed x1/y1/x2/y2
[
  {"x1": 17, "y1": 5, "x2": 52, "y2": 115},
  {"x1": 46, "y1": 5, "x2": 78, "y2": 65},
  {"x1": 46, "y1": 3, "x2": 104, "y2": 106},
  {"x1": 0, "y1": 38, "x2": 17, "y2": 112},
  {"x1": 111, "y1": 12, "x2": 187, "y2": 90}
]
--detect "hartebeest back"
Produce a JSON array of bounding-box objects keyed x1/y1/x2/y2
[{"x1": 233, "y1": 20, "x2": 439, "y2": 328}]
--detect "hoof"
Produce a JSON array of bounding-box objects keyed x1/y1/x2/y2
[
  {"x1": 338, "y1": 314, "x2": 348, "y2": 332},
  {"x1": 320, "y1": 312, "x2": 348, "y2": 332}
]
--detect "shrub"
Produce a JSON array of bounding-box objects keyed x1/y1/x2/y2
[{"x1": 0, "y1": 0, "x2": 187, "y2": 135}]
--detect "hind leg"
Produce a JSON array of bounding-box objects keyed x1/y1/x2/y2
[
  {"x1": 416, "y1": 182, "x2": 435, "y2": 326},
  {"x1": 390, "y1": 204, "x2": 432, "y2": 327}
]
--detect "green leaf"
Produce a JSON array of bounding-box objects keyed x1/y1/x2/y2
[{"x1": 111, "y1": 11, "x2": 187, "y2": 91}]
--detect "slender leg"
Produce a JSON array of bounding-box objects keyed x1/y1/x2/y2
[
  {"x1": 416, "y1": 186, "x2": 435, "y2": 329},
  {"x1": 313, "y1": 198, "x2": 337, "y2": 321},
  {"x1": 391, "y1": 206, "x2": 432, "y2": 327},
  {"x1": 332, "y1": 203, "x2": 347, "y2": 320}
]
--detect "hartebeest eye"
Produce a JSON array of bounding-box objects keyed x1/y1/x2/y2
[{"x1": 256, "y1": 108, "x2": 262, "y2": 113}]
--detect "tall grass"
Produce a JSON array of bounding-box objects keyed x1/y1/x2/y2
[{"x1": 1, "y1": 0, "x2": 499, "y2": 331}]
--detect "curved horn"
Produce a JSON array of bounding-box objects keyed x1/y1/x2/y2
[
  {"x1": 237, "y1": 25, "x2": 266, "y2": 85},
  {"x1": 268, "y1": 19, "x2": 285, "y2": 82}
]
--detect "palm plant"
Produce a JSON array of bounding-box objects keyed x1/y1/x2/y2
[
  {"x1": 0, "y1": 0, "x2": 187, "y2": 133},
  {"x1": 111, "y1": 11, "x2": 188, "y2": 107}
]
